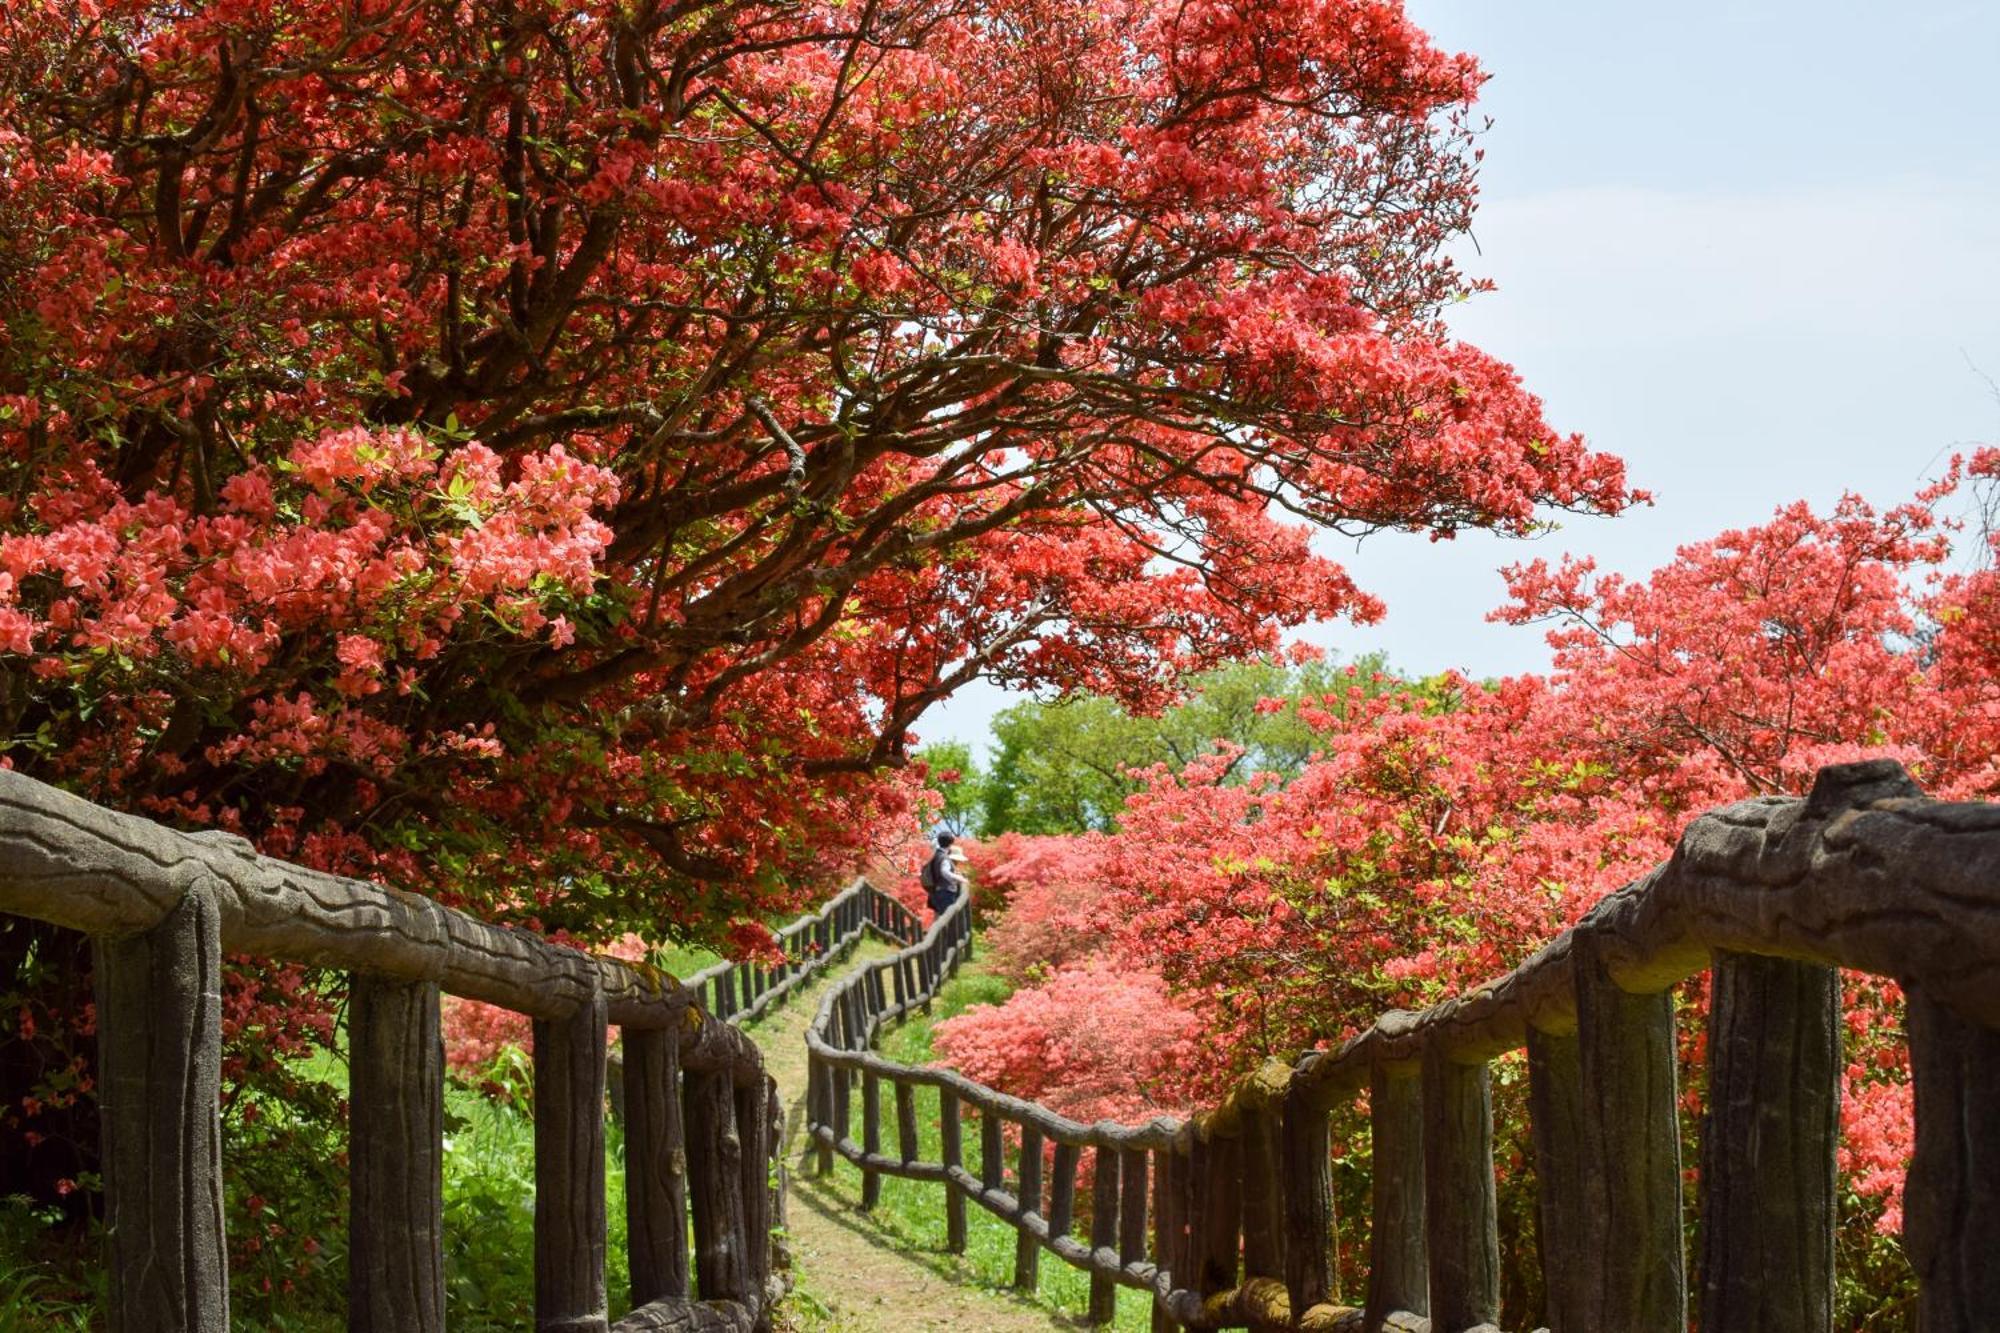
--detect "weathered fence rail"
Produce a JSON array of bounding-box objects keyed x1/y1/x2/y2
[
  {"x1": 0, "y1": 768, "x2": 900, "y2": 1333},
  {"x1": 805, "y1": 759, "x2": 2000, "y2": 1333}
]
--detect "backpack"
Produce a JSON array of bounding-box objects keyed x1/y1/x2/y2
[{"x1": 919, "y1": 848, "x2": 942, "y2": 893}]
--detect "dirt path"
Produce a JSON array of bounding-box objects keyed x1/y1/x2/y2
[{"x1": 742, "y1": 945, "x2": 1078, "y2": 1333}]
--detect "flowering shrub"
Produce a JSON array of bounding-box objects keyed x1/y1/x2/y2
[
  {"x1": 942, "y1": 469, "x2": 2000, "y2": 1319},
  {"x1": 933, "y1": 962, "x2": 1202, "y2": 1125},
  {"x1": 965, "y1": 833, "x2": 1117, "y2": 984}
]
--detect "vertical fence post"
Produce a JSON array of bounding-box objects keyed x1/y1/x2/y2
[
  {"x1": 1700, "y1": 952, "x2": 1840, "y2": 1333},
  {"x1": 832, "y1": 1059, "x2": 853, "y2": 1170},
  {"x1": 624, "y1": 1026, "x2": 690, "y2": 1304},
  {"x1": 1175, "y1": 1141, "x2": 1199, "y2": 1313},
  {"x1": 1365, "y1": 1065, "x2": 1427, "y2": 1327},
  {"x1": 1281, "y1": 1089, "x2": 1337, "y2": 1318},
  {"x1": 1905, "y1": 987, "x2": 2000, "y2": 1331},
  {"x1": 1050, "y1": 1141, "x2": 1082, "y2": 1304},
  {"x1": 1421, "y1": 1047, "x2": 1498, "y2": 1332},
  {"x1": 1015, "y1": 1126, "x2": 1045, "y2": 1291},
  {"x1": 685, "y1": 1068, "x2": 750, "y2": 1306},
  {"x1": 806, "y1": 1052, "x2": 832, "y2": 1176},
  {"x1": 861, "y1": 1070, "x2": 883, "y2": 1210},
  {"x1": 983, "y1": 1111, "x2": 1006, "y2": 1196},
  {"x1": 533, "y1": 985, "x2": 609, "y2": 1333},
  {"x1": 1090, "y1": 1144, "x2": 1121, "y2": 1324},
  {"x1": 896, "y1": 1080, "x2": 920, "y2": 1168},
  {"x1": 736, "y1": 1076, "x2": 774, "y2": 1324},
  {"x1": 95, "y1": 884, "x2": 228, "y2": 1333},
  {"x1": 1150, "y1": 1146, "x2": 1177, "y2": 1333},
  {"x1": 1572, "y1": 935, "x2": 1683, "y2": 1331},
  {"x1": 941, "y1": 1088, "x2": 968, "y2": 1253},
  {"x1": 1526, "y1": 1025, "x2": 1585, "y2": 1332},
  {"x1": 1198, "y1": 1131, "x2": 1241, "y2": 1298},
  {"x1": 1239, "y1": 1104, "x2": 1284, "y2": 1285},
  {"x1": 1120, "y1": 1147, "x2": 1149, "y2": 1284},
  {"x1": 349, "y1": 974, "x2": 445, "y2": 1333}
]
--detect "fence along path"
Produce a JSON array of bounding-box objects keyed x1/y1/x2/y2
[
  {"x1": 805, "y1": 759, "x2": 2000, "y2": 1333},
  {"x1": 0, "y1": 766, "x2": 914, "y2": 1333}
]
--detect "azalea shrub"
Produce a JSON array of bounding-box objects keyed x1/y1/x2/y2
[
  {"x1": 945, "y1": 463, "x2": 2000, "y2": 1322},
  {"x1": 933, "y1": 962, "x2": 1202, "y2": 1126}
]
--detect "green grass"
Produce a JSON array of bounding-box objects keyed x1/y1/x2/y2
[
  {"x1": 809, "y1": 962, "x2": 1155, "y2": 1333},
  {"x1": 0, "y1": 1196, "x2": 99, "y2": 1332},
  {"x1": 0, "y1": 1044, "x2": 638, "y2": 1333},
  {"x1": 275, "y1": 1043, "x2": 639, "y2": 1332}
]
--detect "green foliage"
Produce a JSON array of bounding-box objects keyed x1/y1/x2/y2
[
  {"x1": 913, "y1": 740, "x2": 986, "y2": 838},
  {"x1": 0, "y1": 1196, "x2": 98, "y2": 1331},
  {"x1": 223, "y1": 1057, "x2": 350, "y2": 1326},
  {"x1": 980, "y1": 654, "x2": 1399, "y2": 834},
  {"x1": 0, "y1": 1044, "x2": 632, "y2": 1330}
]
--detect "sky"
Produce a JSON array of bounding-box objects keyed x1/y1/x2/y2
[{"x1": 921, "y1": 0, "x2": 2000, "y2": 756}]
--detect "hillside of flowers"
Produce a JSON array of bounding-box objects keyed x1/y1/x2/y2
[{"x1": 929, "y1": 461, "x2": 2000, "y2": 1321}]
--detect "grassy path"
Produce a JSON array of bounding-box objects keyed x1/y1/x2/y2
[{"x1": 741, "y1": 943, "x2": 1099, "y2": 1333}]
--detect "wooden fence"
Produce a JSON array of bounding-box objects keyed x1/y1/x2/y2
[
  {"x1": 0, "y1": 768, "x2": 910, "y2": 1333},
  {"x1": 805, "y1": 759, "x2": 2000, "y2": 1333}
]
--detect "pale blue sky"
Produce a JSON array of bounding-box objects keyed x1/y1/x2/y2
[{"x1": 922, "y1": 1, "x2": 2000, "y2": 755}]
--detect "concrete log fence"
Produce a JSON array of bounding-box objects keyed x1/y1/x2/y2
[
  {"x1": 804, "y1": 760, "x2": 2000, "y2": 1333},
  {"x1": 0, "y1": 768, "x2": 899, "y2": 1333}
]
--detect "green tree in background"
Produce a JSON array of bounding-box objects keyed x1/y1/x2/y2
[
  {"x1": 915, "y1": 741, "x2": 987, "y2": 837},
  {"x1": 978, "y1": 655, "x2": 1399, "y2": 835}
]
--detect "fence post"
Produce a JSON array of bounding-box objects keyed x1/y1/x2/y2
[
  {"x1": 941, "y1": 1088, "x2": 968, "y2": 1253},
  {"x1": 1016, "y1": 1125, "x2": 1045, "y2": 1291},
  {"x1": 624, "y1": 1026, "x2": 690, "y2": 1303},
  {"x1": 685, "y1": 1068, "x2": 751, "y2": 1306},
  {"x1": 348, "y1": 975, "x2": 445, "y2": 1333},
  {"x1": 1090, "y1": 1145, "x2": 1121, "y2": 1324},
  {"x1": 737, "y1": 1076, "x2": 774, "y2": 1326},
  {"x1": 1904, "y1": 987, "x2": 2000, "y2": 1331},
  {"x1": 1173, "y1": 1141, "x2": 1198, "y2": 1311},
  {"x1": 1050, "y1": 1141, "x2": 1082, "y2": 1297},
  {"x1": 1421, "y1": 1047, "x2": 1498, "y2": 1332},
  {"x1": 896, "y1": 1080, "x2": 920, "y2": 1168},
  {"x1": 1120, "y1": 1146, "x2": 1149, "y2": 1281},
  {"x1": 806, "y1": 1052, "x2": 832, "y2": 1176},
  {"x1": 1281, "y1": 1089, "x2": 1337, "y2": 1318},
  {"x1": 983, "y1": 1111, "x2": 1006, "y2": 1197},
  {"x1": 832, "y1": 1061, "x2": 852, "y2": 1161},
  {"x1": 1365, "y1": 1065, "x2": 1427, "y2": 1327},
  {"x1": 1150, "y1": 1146, "x2": 1178, "y2": 1333},
  {"x1": 533, "y1": 985, "x2": 609, "y2": 1333},
  {"x1": 1196, "y1": 1132, "x2": 1240, "y2": 1298},
  {"x1": 1526, "y1": 1026, "x2": 1585, "y2": 1331},
  {"x1": 862, "y1": 1070, "x2": 883, "y2": 1210},
  {"x1": 1239, "y1": 1104, "x2": 1284, "y2": 1285},
  {"x1": 1699, "y1": 953, "x2": 1839, "y2": 1333},
  {"x1": 1572, "y1": 935, "x2": 1683, "y2": 1330},
  {"x1": 95, "y1": 883, "x2": 228, "y2": 1333}
]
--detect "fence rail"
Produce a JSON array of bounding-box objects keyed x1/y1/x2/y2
[
  {"x1": 0, "y1": 769, "x2": 898, "y2": 1333},
  {"x1": 805, "y1": 759, "x2": 2000, "y2": 1333}
]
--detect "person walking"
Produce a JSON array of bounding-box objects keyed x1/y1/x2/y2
[{"x1": 920, "y1": 831, "x2": 968, "y2": 915}]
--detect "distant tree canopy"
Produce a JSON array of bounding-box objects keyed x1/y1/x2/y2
[
  {"x1": 914, "y1": 740, "x2": 985, "y2": 838},
  {"x1": 975, "y1": 654, "x2": 1403, "y2": 834}
]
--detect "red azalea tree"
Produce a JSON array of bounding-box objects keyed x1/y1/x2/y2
[{"x1": 0, "y1": 0, "x2": 1632, "y2": 1250}]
